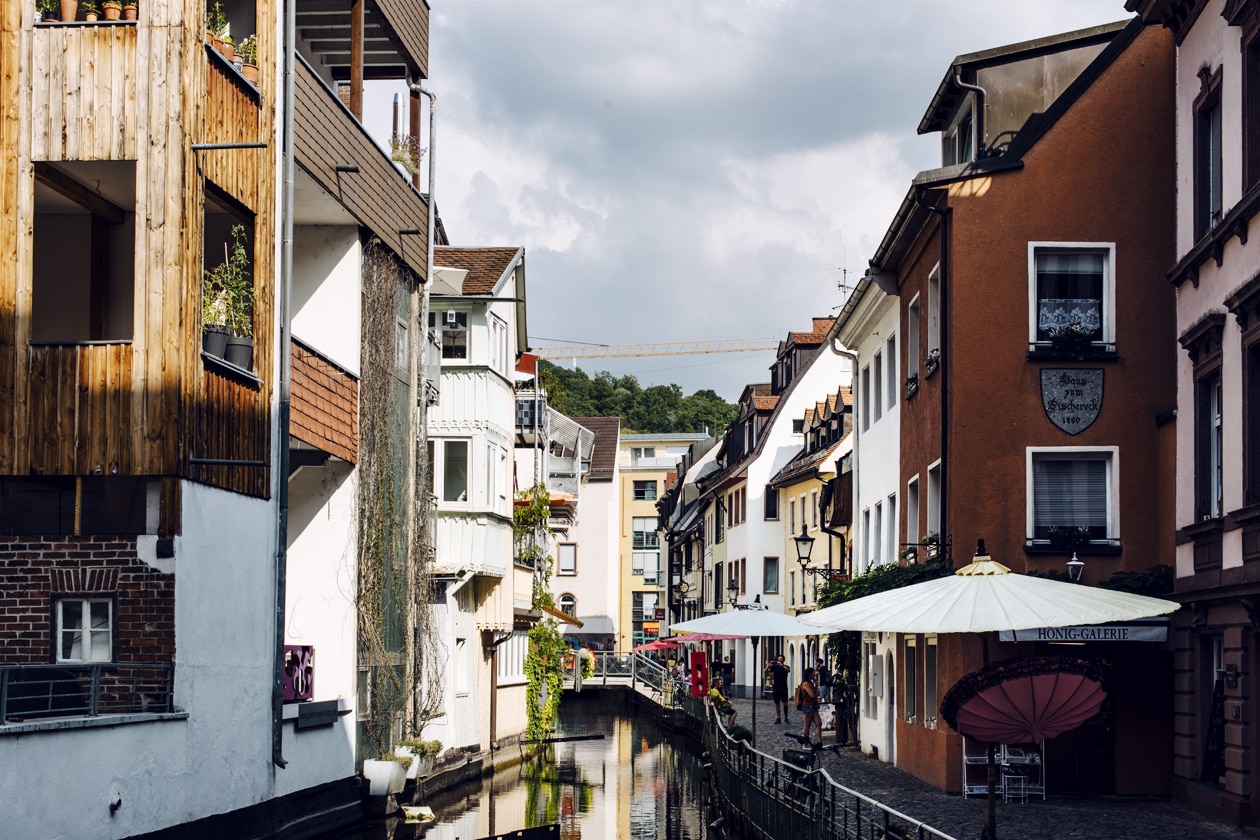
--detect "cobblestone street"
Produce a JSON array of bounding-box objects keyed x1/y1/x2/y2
[{"x1": 723, "y1": 696, "x2": 1253, "y2": 840}]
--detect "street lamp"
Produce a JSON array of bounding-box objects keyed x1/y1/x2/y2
[
  {"x1": 727, "y1": 579, "x2": 761, "y2": 610},
  {"x1": 794, "y1": 524, "x2": 815, "y2": 565},
  {"x1": 1066, "y1": 553, "x2": 1084, "y2": 582}
]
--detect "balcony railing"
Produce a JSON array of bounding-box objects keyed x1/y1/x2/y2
[{"x1": 1, "y1": 663, "x2": 175, "y2": 725}]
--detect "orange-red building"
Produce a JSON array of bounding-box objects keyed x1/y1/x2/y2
[{"x1": 864, "y1": 19, "x2": 1178, "y2": 795}]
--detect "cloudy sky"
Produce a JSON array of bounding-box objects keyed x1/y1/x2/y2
[{"x1": 416, "y1": 0, "x2": 1127, "y2": 400}]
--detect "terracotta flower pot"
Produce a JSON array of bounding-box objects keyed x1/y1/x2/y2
[
  {"x1": 242, "y1": 63, "x2": 259, "y2": 85},
  {"x1": 84, "y1": 11, "x2": 97, "y2": 20},
  {"x1": 221, "y1": 41, "x2": 235, "y2": 62},
  {"x1": 102, "y1": 3, "x2": 121, "y2": 19},
  {"x1": 60, "y1": 0, "x2": 77, "y2": 22},
  {"x1": 122, "y1": 3, "x2": 136, "y2": 19}
]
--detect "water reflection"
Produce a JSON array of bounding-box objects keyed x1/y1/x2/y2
[{"x1": 318, "y1": 698, "x2": 710, "y2": 840}]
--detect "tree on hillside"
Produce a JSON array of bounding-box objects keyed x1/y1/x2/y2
[{"x1": 537, "y1": 361, "x2": 735, "y2": 434}]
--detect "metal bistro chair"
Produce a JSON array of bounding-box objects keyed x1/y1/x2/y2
[{"x1": 1002, "y1": 771, "x2": 1028, "y2": 804}]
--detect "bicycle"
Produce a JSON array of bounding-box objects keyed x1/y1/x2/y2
[{"x1": 780, "y1": 734, "x2": 842, "y2": 807}]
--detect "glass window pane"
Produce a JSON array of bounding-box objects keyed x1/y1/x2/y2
[{"x1": 443, "y1": 441, "x2": 468, "y2": 502}]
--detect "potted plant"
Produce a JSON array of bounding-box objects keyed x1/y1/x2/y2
[
  {"x1": 920, "y1": 531, "x2": 940, "y2": 560},
  {"x1": 924, "y1": 348, "x2": 940, "y2": 375},
  {"x1": 905, "y1": 372, "x2": 918, "y2": 398},
  {"x1": 36, "y1": 0, "x2": 58, "y2": 22},
  {"x1": 389, "y1": 133, "x2": 425, "y2": 177},
  {"x1": 81, "y1": 0, "x2": 98, "y2": 21},
  {"x1": 1046, "y1": 321, "x2": 1098, "y2": 352},
  {"x1": 1045, "y1": 525, "x2": 1093, "y2": 549},
  {"x1": 238, "y1": 34, "x2": 259, "y2": 84},
  {"x1": 221, "y1": 33, "x2": 235, "y2": 63},
  {"x1": 122, "y1": 0, "x2": 135, "y2": 19},
  {"x1": 206, "y1": 1, "x2": 227, "y2": 49},
  {"x1": 203, "y1": 224, "x2": 255, "y2": 367},
  {"x1": 395, "y1": 738, "x2": 442, "y2": 780},
  {"x1": 101, "y1": 0, "x2": 121, "y2": 19},
  {"x1": 362, "y1": 755, "x2": 409, "y2": 796},
  {"x1": 59, "y1": 0, "x2": 78, "y2": 23}
]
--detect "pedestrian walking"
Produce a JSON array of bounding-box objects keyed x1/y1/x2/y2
[
  {"x1": 816, "y1": 658, "x2": 832, "y2": 703},
  {"x1": 797, "y1": 667, "x2": 823, "y2": 743}
]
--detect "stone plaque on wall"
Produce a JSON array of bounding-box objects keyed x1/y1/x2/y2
[{"x1": 1040, "y1": 369, "x2": 1103, "y2": 435}]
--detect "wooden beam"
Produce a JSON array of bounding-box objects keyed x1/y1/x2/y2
[
  {"x1": 349, "y1": 0, "x2": 364, "y2": 120},
  {"x1": 34, "y1": 163, "x2": 124, "y2": 224}
]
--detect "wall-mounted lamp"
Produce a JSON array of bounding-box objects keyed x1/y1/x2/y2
[{"x1": 1066, "y1": 552, "x2": 1084, "y2": 583}]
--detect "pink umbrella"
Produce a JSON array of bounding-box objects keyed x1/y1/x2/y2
[
  {"x1": 662, "y1": 632, "x2": 748, "y2": 642},
  {"x1": 940, "y1": 656, "x2": 1107, "y2": 743},
  {"x1": 633, "y1": 639, "x2": 679, "y2": 651}
]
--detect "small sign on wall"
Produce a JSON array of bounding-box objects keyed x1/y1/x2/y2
[
  {"x1": 283, "y1": 645, "x2": 314, "y2": 702},
  {"x1": 1041, "y1": 369, "x2": 1103, "y2": 435}
]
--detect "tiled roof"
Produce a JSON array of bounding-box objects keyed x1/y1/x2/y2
[
  {"x1": 789, "y1": 318, "x2": 837, "y2": 346},
  {"x1": 768, "y1": 432, "x2": 851, "y2": 489},
  {"x1": 753, "y1": 395, "x2": 780, "y2": 411},
  {"x1": 569, "y1": 416, "x2": 621, "y2": 482},
  {"x1": 433, "y1": 246, "x2": 522, "y2": 295}
]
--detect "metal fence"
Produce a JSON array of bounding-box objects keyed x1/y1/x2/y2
[
  {"x1": 704, "y1": 711, "x2": 957, "y2": 840},
  {"x1": 1, "y1": 663, "x2": 175, "y2": 723}
]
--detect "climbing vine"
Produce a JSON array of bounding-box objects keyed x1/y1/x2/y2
[
  {"x1": 518, "y1": 485, "x2": 565, "y2": 740},
  {"x1": 355, "y1": 239, "x2": 418, "y2": 760}
]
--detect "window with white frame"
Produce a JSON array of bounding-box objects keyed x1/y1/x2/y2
[
  {"x1": 633, "y1": 551, "x2": 658, "y2": 582},
  {"x1": 861, "y1": 508, "x2": 871, "y2": 572},
  {"x1": 927, "y1": 461, "x2": 942, "y2": 535},
  {"x1": 558, "y1": 543, "x2": 577, "y2": 575},
  {"x1": 928, "y1": 265, "x2": 941, "y2": 357},
  {"x1": 764, "y1": 556, "x2": 779, "y2": 594},
  {"x1": 497, "y1": 630, "x2": 528, "y2": 682},
  {"x1": 886, "y1": 335, "x2": 897, "y2": 411},
  {"x1": 873, "y1": 352, "x2": 883, "y2": 422},
  {"x1": 873, "y1": 501, "x2": 883, "y2": 566},
  {"x1": 861, "y1": 366, "x2": 871, "y2": 431},
  {"x1": 632, "y1": 516, "x2": 659, "y2": 549},
  {"x1": 924, "y1": 636, "x2": 938, "y2": 727},
  {"x1": 558, "y1": 593, "x2": 577, "y2": 616},
  {"x1": 489, "y1": 314, "x2": 508, "y2": 376},
  {"x1": 429, "y1": 309, "x2": 469, "y2": 360},
  {"x1": 886, "y1": 493, "x2": 897, "y2": 566},
  {"x1": 908, "y1": 295, "x2": 921, "y2": 379},
  {"x1": 904, "y1": 637, "x2": 917, "y2": 721},
  {"x1": 789, "y1": 498, "x2": 796, "y2": 534},
  {"x1": 440, "y1": 440, "x2": 469, "y2": 503},
  {"x1": 765, "y1": 485, "x2": 779, "y2": 520},
  {"x1": 56, "y1": 597, "x2": 112, "y2": 662},
  {"x1": 1029, "y1": 244, "x2": 1114, "y2": 346},
  {"x1": 811, "y1": 490, "x2": 819, "y2": 529},
  {"x1": 1028, "y1": 447, "x2": 1117, "y2": 542},
  {"x1": 906, "y1": 475, "x2": 920, "y2": 549}
]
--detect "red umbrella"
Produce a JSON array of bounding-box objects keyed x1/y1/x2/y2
[
  {"x1": 940, "y1": 656, "x2": 1107, "y2": 743},
  {"x1": 633, "y1": 640, "x2": 679, "y2": 651},
  {"x1": 663, "y1": 632, "x2": 748, "y2": 642}
]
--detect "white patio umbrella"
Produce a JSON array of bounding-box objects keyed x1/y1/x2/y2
[
  {"x1": 672, "y1": 609, "x2": 820, "y2": 745},
  {"x1": 799, "y1": 552, "x2": 1179, "y2": 634},
  {"x1": 798, "y1": 541, "x2": 1179, "y2": 840}
]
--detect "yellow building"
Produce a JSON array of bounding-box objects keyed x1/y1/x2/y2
[{"x1": 617, "y1": 433, "x2": 706, "y2": 648}]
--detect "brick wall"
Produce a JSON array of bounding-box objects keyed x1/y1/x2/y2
[{"x1": 0, "y1": 535, "x2": 174, "y2": 666}]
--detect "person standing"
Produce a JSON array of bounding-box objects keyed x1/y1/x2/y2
[
  {"x1": 816, "y1": 658, "x2": 832, "y2": 703},
  {"x1": 798, "y1": 667, "x2": 822, "y2": 743},
  {"x1": 766, "y1": 654, "x2": 792, "y2": 724}
]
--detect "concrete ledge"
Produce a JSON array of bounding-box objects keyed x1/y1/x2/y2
[{"x1": 0, "y1": 711, "x2": 188, "y2": 736}]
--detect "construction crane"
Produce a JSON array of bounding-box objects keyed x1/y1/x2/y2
[{"x1": 530, "y1": 338, "x2": 779, "y2": 360}]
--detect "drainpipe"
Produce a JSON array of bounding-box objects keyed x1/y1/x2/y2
[
  {"x1": 272, "y1": 0, "x2": 298, "y2": 770},
  {"x1": 410, "y1": 81, "x2": 436, "y2": 732},
  {"x1": 952, "y1": 72, "x2": 986, "y2": 157}
]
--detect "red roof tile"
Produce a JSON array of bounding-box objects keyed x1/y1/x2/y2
[{"x1": 433, "y1": 246, "x2": 523, "y2": 295}]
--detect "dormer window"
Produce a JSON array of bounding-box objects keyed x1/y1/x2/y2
[{"x1": 942, "y1": 104, "x2": 974, "y2": 166}]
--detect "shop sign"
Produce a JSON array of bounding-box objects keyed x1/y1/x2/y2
[
  {"x1": 1041, "y1": 369, "x2": 1103, "y2": 435},
  {"x1": 999, "y1": 623, "x2": 1167, "y2": 643}
]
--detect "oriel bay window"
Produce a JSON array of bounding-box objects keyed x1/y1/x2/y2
[
  {"x1": 1030, "y1": 245, "x2": 1113, "y2": 347},
  {"x1": 1028, "y1": 447, "x2": 1117, "y2": 544},
  {"x1": 428, "y1": 309, "x2": 468, "y2": 360}
]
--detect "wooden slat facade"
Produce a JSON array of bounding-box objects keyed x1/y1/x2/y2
[
  {"x1": 373, "y1": 0, "x2": 430, "y2": 78},
  {"x1": 294, "y1": 55, "x2": 429, "y2": 282},
  {"x1": 1, "y1": 5, "x2": 277, "y2": 498}
]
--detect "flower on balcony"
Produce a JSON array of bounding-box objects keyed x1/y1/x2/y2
[
  {"x1": 389, "y1": 133, "x2": 427, "y2": 176},
  {"x1": 1046, "y1": 322, "x2": 1097, "y2": 340}
]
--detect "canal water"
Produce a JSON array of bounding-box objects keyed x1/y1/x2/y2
[{"x1": 320, "y1": 693, "x2": 712, "y2": 840}]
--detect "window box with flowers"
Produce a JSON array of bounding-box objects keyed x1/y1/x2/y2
[
  {"x1": 905, "y1": 372, "x2": 919, "y2": 398},
  {"x1": 924, "y1": 348, "x2": 940, "y2": 378}
]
